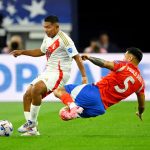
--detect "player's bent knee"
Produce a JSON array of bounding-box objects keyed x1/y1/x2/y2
[
  {"x1": 23, "y1": 90, "x2": 31, "y2": 101},
  {"x1": 31, "y1": 81, "x2": 47, "y2": 97},
  {"x1": 23, "y1": 85, "x2": 33, "y2": 100},
  {"x1": 53, "y1": 89, "x2": 61, "y2": 98},
  {"x1": 31, "y1": 85, "x2": 43, "y2": 97},
  {"x1": 54, "y1": 87, "x2": 65, "y2": 98}
]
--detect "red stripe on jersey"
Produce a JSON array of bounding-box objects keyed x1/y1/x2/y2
[
  {"x1": 48, "y1": 39, "x2": 60, "y2": 53},
  {"x1": 52, "y1": 61, "x2": 63, "y2": 91},
  {"x1": 46, "y1": 39, "x2": 60, "y2": 60}
]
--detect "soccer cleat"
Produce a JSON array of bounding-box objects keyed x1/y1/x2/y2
[
  {"x1": 59, "y1": 106, "x2": 72, "y2": 121},
  {"x1": 71, "y1": 106, "x2": 84, "y2": 114},
  {"x1": 21, "y1": 128, "x2": 40, "y2": 136},
  {"x1": 59, "y1": 106, "x2": 84, "y2": 121},
  {"x1": 18, "y1": 120, "x2": 37, "y2": 133},
  {"x1": 69, "y1": 106, "x2": 84, "y2": 118}
]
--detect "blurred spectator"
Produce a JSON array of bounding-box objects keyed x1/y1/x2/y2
[
  {"x1": 1, "y1": 35, "x2": 23, "y2": 54},
  {"x1": 84, "y1": 38, "x2": 100, "y2": 53},
  {"x1": 0, "y1": 13, "x2": 7, "y2": 53},
  {"x1": 98, "y1": 33, "x2": 120, "y2": 53}
]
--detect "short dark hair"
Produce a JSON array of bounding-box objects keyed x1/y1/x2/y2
[
  {"x1": 44, "y1": 15, "x2": 59, "y2": 23},
  {"x1": 126, "y1": 47, "x2": 143, "y2": 62}
]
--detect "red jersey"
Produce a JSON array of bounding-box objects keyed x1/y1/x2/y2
[{"x1": 96, "y1": 61, "x2": 145, "y2": 109}]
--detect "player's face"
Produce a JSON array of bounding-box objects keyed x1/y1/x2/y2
[{"x1": 43, "y1": 22, "x2": 59, "y2": 38}]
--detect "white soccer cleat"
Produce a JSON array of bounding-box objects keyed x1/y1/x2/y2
[
  {"x1": 21, "y1": 128, "x2": 40, "y2": 136},
  {"x1": 18, "y1": 120, "x2": 37, "y2": 133}
]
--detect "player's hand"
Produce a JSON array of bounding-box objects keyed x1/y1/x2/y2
[
  {"x1": 82, "y1": 77, "x2": 88, "y2": 84},
  {"x1": 81, "y1": 54, "x2": 90, "y2": 61},
  {"x1": 136, "y1": 112, "x2": 143, "y2": 121},
  {"x1": 10, "y1": 50, "x2": 23, "y2": 57}
]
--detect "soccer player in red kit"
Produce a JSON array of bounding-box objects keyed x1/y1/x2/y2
[{"x1": 54, "y1": 47, "x2": 145, "y2": 121}]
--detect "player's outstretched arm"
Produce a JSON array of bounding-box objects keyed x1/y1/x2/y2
[
  {"x1": 136, "y1": 93, "x2": 145, "y2": 121},
  {"x1": 73, "y1": 54, "x2": 88, "y2": 84},
  {"x1": 10, "y1": 49, "x2": 45, "y2": 57},
  {"x1": 81, "y1": 54, "x2": 114, "y2": 70}
]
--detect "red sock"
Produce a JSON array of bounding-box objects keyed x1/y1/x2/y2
[{"x1": 60, "y1": 93, "x2": 74, "y2": 105}]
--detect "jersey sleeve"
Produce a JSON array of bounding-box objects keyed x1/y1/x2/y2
[
  {"x1": 113, "y1": 60, "x2": 127, "y2": 72},
  {"x1": 59, "y1": 31, "x2": 79, "y2": 58},
  {"x1": 40, "y1": 35, "x2": 47, "y2": 53},
  {"x1": 65, "y1": 41, "x2": 79, "y2": 58}
]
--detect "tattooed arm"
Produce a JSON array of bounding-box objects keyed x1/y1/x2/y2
[{"x1": 81, "y1": 54, "x2": 114, "y2": 70}]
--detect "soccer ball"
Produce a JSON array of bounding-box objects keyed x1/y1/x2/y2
[{"x1": 0, "y1": 120, "x2": 13, "y2": 136}]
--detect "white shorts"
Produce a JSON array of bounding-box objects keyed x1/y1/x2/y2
[{"x1": 31, "y1": 70, "x2": 70, "y2": 92}]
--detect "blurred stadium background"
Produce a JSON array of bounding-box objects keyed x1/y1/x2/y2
[{"x1": 0, "y1": 0, "x2": 150, "y2": 149}]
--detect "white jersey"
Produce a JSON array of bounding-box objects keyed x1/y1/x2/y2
[{"x1": 40, "y1": 31, "x2": 78, "y2": 72}]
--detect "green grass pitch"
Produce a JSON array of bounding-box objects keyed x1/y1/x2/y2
[{"x1": 0, "y1": 101, "x2": 150, "y2": 150}]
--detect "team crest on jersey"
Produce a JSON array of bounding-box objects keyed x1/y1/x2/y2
[{"x1": 67, "y1": 48, "x2": 73, "y2": 53}]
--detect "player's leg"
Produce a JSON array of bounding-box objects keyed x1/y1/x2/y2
[
  {"x1": 20, "y1": 80, "x2": 47, "y2": 136},
  {"x1": 54, "y1": 84, "x2": 85, "y2": 120},
  {"x1": 18, "y1": 73, "x2": 45, "y2": 134},
  {"x1": 24, "y1": 72, "x2": 48, "y2": 124},
  {"x1": 23, "y1": 85, "x2": 33, "y2": 120},
  {"x1": 20, "y1": 74, "x2": 44, "y2": 121},
  {"x1": 19, "y1": 72, "x2": 48, "y2": 135},
  {"x1": 58, "y1": 84, "x2": 105, "y2": 120},
  {"x1": 29, "y1": 80, "x2": 47, "y2": 124},
  {"x1": 18, "y1": 85, "x2": 33, "y2": 133},
  {"x1": 18, "y1": 84, "x2": 44, "y2": 133},
  {"x1": 22, "y1": 71, "x2": 67, "y2": 136},
  {"x1": 54, "y1": 84, "x2": 83, "y2": 107},
  {"x1": 54, "y1": 86, "x2": 75, "y2": 107}
]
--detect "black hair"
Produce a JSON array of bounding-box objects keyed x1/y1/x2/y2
[
  {"x1": 126, "y1": 47, "x2": 143, "y2": 62},
  {"x1": 44, "y1": 15, "x2": 59, "y2": 23}
]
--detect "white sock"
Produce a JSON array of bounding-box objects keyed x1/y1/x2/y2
[
  {"x1": 69, "y1": 102, "x2": 77, "y2": 109},
  {"x1": 30, "y1": 104, "x2": 41, "y2": 122},
  {"x1": 24, "y1": 111, "x2": 30, "y2": 121}
]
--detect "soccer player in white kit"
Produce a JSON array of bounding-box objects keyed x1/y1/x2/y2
[{"x1": 10, "y1": 15, "x2": 88, "y2": 136}]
